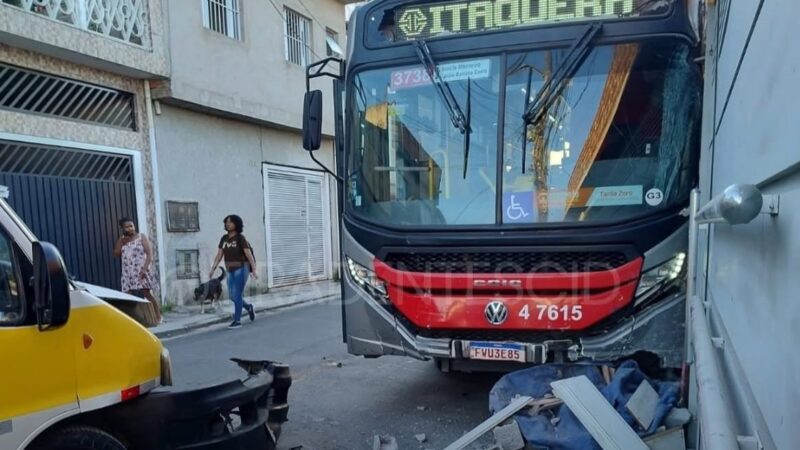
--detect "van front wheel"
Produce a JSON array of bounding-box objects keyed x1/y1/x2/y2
[{"x1": 33, "y1": 426, "x2": 127, "y2": 450}]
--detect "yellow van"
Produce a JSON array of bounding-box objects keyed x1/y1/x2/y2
[{"x1": 0, "y1": 197, "x2": 290, "y2": 450}]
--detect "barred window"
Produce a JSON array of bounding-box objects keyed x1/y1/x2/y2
[
  {"x1": 285, "y1": 7, "x2": 312, "y2": 66},
  {"x1": 202, "y1": 0, "x2": 241, "y2": 40},
  {"x1": 176, "y1": 250, "x2": 200, "y2": 280}
]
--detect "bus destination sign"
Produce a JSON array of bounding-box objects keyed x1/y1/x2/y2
[{"x1": 395, "y1": 0, "x2": 638, "y2": 41}]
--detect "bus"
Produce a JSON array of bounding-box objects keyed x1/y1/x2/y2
[{"x1": 302, "y1": 0, "x2": 702, "y2": 372}]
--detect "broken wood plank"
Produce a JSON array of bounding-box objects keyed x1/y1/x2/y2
[
  {"x1": 551, "y1": 376, "x2": 648, "y2": 450},
  {"x1": 529, "y1": 397, "x2": 564, "y2": 415},
  {"x1": 627, "y1": 380, "x2": 660, "y2": 430},
  {"x1": 443, "y1": 396, "x2": 533, "y2": 450},
  {"x1": 602, "y1": 365, "x2": 612, "y2": 384}
]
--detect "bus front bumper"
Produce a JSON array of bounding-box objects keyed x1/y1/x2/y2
[{"x1": 345, "y1": 279, "x2": 685, "y2": 368}]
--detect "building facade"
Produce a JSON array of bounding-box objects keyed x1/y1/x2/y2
[
  {"x1": 152, "y1": 0, "x2": 347, "y2": 304},
  {"x1": 0, "y1": 0, "x2": 168, "y2": 290}
]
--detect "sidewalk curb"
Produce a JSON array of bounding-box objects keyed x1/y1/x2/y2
[{"x1": 153, "y1": 294, "x2": 339, "y2": 339}]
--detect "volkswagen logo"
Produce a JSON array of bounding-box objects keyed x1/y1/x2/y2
[{"x1": 484, "y1": 301, "x2": 508, "y2": 326}]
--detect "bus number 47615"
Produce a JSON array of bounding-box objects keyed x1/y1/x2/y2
[{"x1": 519, "y1": 304, "x2": 583, "y2": 321}]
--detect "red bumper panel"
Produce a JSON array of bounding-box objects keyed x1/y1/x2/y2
[{"x1": 373, "y1": 258, "x2": 643, "y2": 331}]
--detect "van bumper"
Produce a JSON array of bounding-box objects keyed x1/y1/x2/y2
[{"x1": 106, "y1": 360, "x2": 291, "y2": 450}]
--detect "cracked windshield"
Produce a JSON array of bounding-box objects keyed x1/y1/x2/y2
[{"x1": 349, "y1": 40, "x2": 700, "y2": 226}]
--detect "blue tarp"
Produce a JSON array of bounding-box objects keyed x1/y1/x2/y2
[{"x1": 489, "y1": 361, "x2": 679, "y2": 450}]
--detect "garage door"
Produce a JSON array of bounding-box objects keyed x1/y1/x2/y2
[
  {"x1": 0, "y1": 140, "x2": 138, "y2": 290},
  {"x1": 264, "y1": 165, "x2": 331, "y2": 287}
]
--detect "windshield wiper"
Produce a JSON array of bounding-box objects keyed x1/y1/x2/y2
[
  {"x1": 522, "y1": 22, "x2": 602, "y2": 126},
  {"x1": 520, "y1": 22, "x2": 601, "y2": 174},
  {"x1": 414, "y1": 40, "x2": 472, "y2": 178}
]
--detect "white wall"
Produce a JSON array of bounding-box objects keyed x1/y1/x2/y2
[
  {"x1": 163, "y1": 0, "x2": 346, "y2": 134},
  {"x1": 154, "y1": 104, "x2": 338, "y2": 304}
]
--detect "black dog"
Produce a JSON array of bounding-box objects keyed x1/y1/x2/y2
[{"x1": 194, "y1": 267, "x2": 226, "y2": 313}]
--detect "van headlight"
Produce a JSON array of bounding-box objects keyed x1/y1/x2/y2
[
  {"x1": 635, "y1": 252, "x2": 686, "y2": 298},
  {"x1": 160, "y1": 347, "x2": 173, "y2": 386},
  {"x1": 346, "y1": 257, "x2": 389, "y2": 304}
]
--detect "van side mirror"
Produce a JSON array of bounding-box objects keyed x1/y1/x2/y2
[
  {"x1": 303, "y1": 90, "x2": 323, "y2": 151},
  {"x1": 32, "y1": 241, "x2": 70, "y2": 330}
]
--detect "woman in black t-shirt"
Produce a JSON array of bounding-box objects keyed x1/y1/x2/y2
[{"x1": 209, "y1": 214, "x2": 258, "y2": 329}]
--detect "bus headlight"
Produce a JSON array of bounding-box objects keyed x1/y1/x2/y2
[
  {"x1": 346, "y1": 257, "x2": 389, "y2": 304},
  {"x1": 635, "y1": 252, "x2": 686, "y2": 298}
]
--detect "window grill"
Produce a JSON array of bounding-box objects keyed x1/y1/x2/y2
[
  {"x1": 0, "y1": 63, "x2": 136, "y2": 130},
  {"x1": 0, "y1": 140, "x2": 133, "y2": 183},
  {"x1": 716, "y1": 0, "x2": 731, "y2": 58},
  {"x1": 285, "y1": 7, "x2": 312, "y2": 66},
  {"x1": 202, "y1": 0, "x2": 241, "y2": 40}
]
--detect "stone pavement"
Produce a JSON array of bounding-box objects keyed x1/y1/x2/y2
[{"x1": 151, "y1": 280, "x2": 340, "y2": 338}]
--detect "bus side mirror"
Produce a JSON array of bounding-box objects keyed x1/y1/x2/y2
[
  {"x1": 33, "y1": 241, "x2": 70, "y2": 330},
  {"x1": 303, "y1": 90, "x2": 323, "y2": 151}
]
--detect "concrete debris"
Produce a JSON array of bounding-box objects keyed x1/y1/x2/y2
[
  {"x1": 469, "y1": 444, "x2": 500, "y2": 450},
  {"x1": 643, "y1": 427, "x2": 686, "y2": 450},
  {"x1": 626, "y1": 380, "x2": 660, "y2": 430},
  {"x1": 492, "y1": 421, "x2": 525, "y2": 450},
  {"x1": 663, "y1": 408, "x2": 692, "y2": 429},
  {"x1": 415, "y1": 433, "x2": 428, "y2": 443},
  {"x1": 373, "y1": 435, "x2": 399, "y2": 450},
  {"x1": 443, "y1": 396, "x2": 533, "y2": 450}
]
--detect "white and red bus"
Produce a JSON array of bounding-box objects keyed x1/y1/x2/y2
[{"x1": 303, "y1": 0, "x2": 701, "y2": 372}]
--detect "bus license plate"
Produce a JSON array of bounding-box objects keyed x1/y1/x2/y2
[{"x1": 469, "y1": 342, "x2": 526, "y2": 363}]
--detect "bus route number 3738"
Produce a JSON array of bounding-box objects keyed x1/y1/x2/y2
[{"x1": 519, "y1": 304, "x2": 583, "y2": 322}]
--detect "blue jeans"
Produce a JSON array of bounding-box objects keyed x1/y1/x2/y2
[{"x1": 227, "y1": 265, "x2": 251, "y2": 322}]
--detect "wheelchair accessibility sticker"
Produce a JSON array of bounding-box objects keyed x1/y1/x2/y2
[{"x1": 503, "y1": 192, "x2": 533, "y2": 223}]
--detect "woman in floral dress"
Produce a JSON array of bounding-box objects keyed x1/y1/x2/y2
[{"x1": 114, "y1": 217, "x2": 162, "y2": 324}]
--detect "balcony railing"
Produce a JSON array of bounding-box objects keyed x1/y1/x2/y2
[{"x1": 2, "y1": 0, "x2": 150, "y2": 48}]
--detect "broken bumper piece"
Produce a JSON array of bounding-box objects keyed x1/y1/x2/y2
[{"x1": 104, "y1": 359, "x2": 291, "y2": 450}]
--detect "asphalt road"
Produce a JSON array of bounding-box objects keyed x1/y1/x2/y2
[{"x1": 163, "y1": 299, "x2": 503, "y2": 450}]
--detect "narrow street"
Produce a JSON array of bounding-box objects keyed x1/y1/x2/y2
[{"x1": 163, "y1": 300, "x2": 501, "y2": 450}]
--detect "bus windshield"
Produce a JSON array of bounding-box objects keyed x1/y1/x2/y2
[{"x1": 347, "y1": 39, "x2": 701, "y2": 227}]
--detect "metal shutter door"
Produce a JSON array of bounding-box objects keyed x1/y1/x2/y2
[
  {"x1": 306, "y1": 178, "x2": 326, "y2": 278},
  {"x1": 267, "y1": 171, "x2": 310, "y2": 286},
  {"x1": 0, "y1": 140, "x2": 137, "y2": 289}
]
